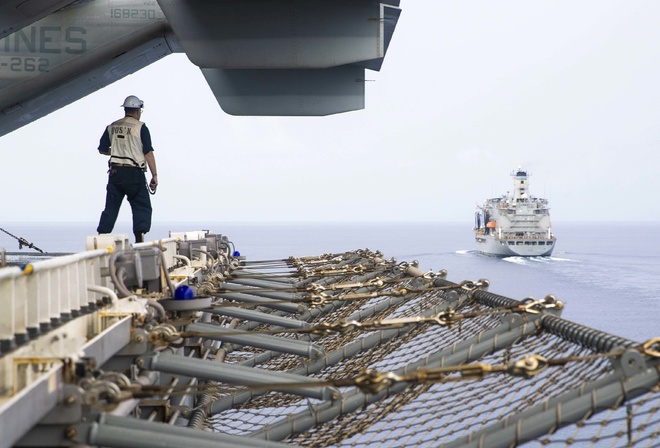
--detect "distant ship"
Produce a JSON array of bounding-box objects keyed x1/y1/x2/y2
[{"x1": 474, "y1": 167, "x2": 556, "y2": 257}]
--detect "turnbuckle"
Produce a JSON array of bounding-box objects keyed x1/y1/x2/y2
[
  {"x1": 519, "y1": 298, "x2": 545, "y2": 315},
  {"x1": 354, "y1": 369, "x2": 402, "y2": 394},
  {"x1": 641, "y1": 337, "x2": 660, "y2": 358},
  {"x1": 310, "y1": 320, "x2": 361, "y2": 335},
  {"x1": 308, "y1": 278, "x2": 385, "y2": 293},
  {"x1": 432, "y1": 308, "x2": 460, "y2": 326},
  {"x1": 348, "y1": 354, "x2": 551, "y2": 394},
  {"x1": 459, "y1": 279, "x2": 488, "y2": 296},
  {"x1": 307, "y1": 283, "x2": 326, "y2": 293},
  {"x1": 305, "y1": 293, "x2": 330, "y2": 307},
  {"x1": 507, "y1": 354, "x2": 549, "y2": 378},
  {"x1": 519, "y1": 295, "x2": 563, "y2": 315},
  {"x1": 460, "y1": 280, "x2": 480, "y2": 292}
]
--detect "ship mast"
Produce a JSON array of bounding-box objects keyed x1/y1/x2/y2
[{"x1": 512, "y1": 166, "x2": 530, "y2": 201}]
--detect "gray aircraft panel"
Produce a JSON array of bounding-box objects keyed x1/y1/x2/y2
[
  {"x1": 0, "y1": 36, "x2": 175, "y2": 136},
  {"x1": 0, "y1": 0, "x2": 76, "y2": 38},
  {"x1": 203, "y1": 66, "x2": 366, "y2": 116},
  {"x1": 157, "y1": 0, "x2": 384, "y2": 69},
  {"x1": 0, "y1": 0, "x2": 401, "y2": 137},
  {"x1": 357, "y1": 5, "x2": 402, "y2": 71}
]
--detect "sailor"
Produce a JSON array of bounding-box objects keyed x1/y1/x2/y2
[{"x1": 96, "y1": 95, "x2": 158, "y2": 243}]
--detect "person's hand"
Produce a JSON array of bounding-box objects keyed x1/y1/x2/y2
[{"x1": 149, "y1": 174, "x2": 158, "y2": 192}]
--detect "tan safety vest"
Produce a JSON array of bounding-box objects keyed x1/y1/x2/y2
[{"x1": 108, "y1": 116, "x2": 146, "y2": 170}]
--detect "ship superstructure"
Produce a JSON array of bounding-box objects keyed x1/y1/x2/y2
[{"x1": 475, "y1": 167, "x2": 556, "y2": 257}]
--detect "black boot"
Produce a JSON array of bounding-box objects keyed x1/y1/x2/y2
[{"x1": 134, "y1": 232, "x2": 144, "y2": 243}]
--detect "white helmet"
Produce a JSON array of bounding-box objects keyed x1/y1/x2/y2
[{"x1": 121, "y1": 95, "x2": 144, "y2": 109}]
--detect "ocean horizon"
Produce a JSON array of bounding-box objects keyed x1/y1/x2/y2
[{"x1": 2, "y1": 220, "x2": 658, "y2": 344}]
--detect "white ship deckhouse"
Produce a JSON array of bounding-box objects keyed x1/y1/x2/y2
[{"x1": 474, "y1": 167, "x2": 556, "y2": 257}]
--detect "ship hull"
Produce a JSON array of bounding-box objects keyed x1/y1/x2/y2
[{"x1": 475, "y1": 235, "x2": 555, "y2": 257}]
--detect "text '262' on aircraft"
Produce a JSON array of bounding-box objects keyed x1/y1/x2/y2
[{"x1": 0, "y1": 0, "x2": 402, "y2": 137}]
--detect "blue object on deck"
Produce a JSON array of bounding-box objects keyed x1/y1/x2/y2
[{"x1": 174, "y1": 284, "x2": 194, "y2": 300}]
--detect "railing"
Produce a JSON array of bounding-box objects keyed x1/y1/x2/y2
[
  {"x1": 499, "y1": 233, "x2": 555, "y2": 241},
  {"x1": 0, "y1": 248, "x2": 112, "y2": 352},
  {"x1": 1, "y1": 231, "x2": 208, "y2": 349},
  {"x1": 0, "y1": 229, "x2": 217, "y2": 448},
  {"x1": 475, "y1": 231, "x2": 555, "y2": 241}
]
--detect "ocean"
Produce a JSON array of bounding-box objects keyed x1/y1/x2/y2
[{"x1": 1, "y1": 221, "x2": 658, "y2": 343}]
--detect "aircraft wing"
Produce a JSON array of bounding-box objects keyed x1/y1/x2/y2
[
  {"x1": 0, "y1": 0, "x2": 402, "y2": 137},
  {"x1": 0, "y1": 0, "x2": 75, "y2": 38}
]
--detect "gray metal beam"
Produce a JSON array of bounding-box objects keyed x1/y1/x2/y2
[
  {"x1": 187, "y1": 322, "x2": 324, "y2": 359},
  {"x1": 541, "y1": 314, "x2": 636, "y2": 353},
  {"x1": 220, "y1": 284, "x2": 303, "y2": 301},
  {"x1": 138, "y1": 352, "x2": 338, "y2": 401},
  {"x1": 204, "y1": 306, "x2": 311, "y2": 329},
  {"x1": 74, "y1": 415, "x2": 291, "y2": 448},
  {"x1": 215, "y1": 292, "x2": 305, "y2": 314},
  {"x1": 224, "y1": 277, "x2": 300, "y2": 290}
]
